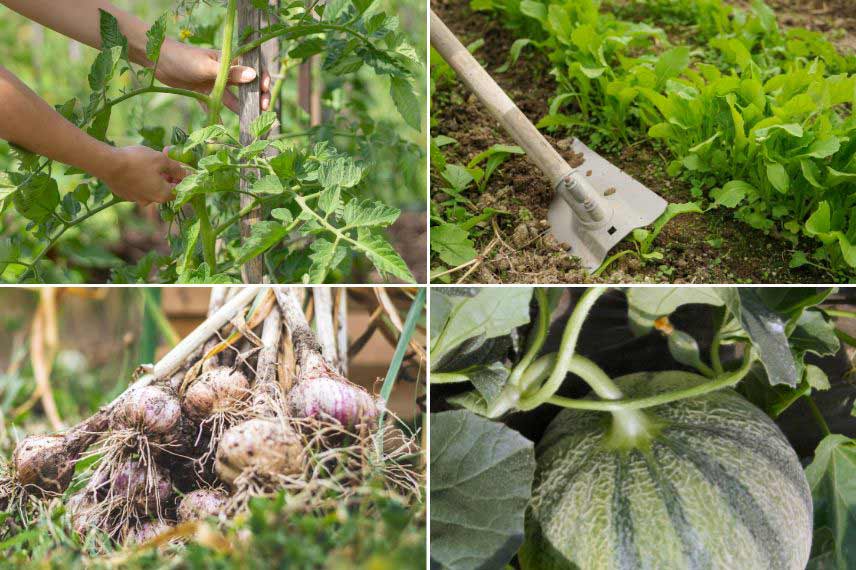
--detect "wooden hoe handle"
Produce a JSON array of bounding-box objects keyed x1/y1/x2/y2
[{"x1": 429, "y1": 10, "x2": 572, "y2": 186}]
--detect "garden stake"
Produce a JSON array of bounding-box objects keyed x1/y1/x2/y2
[{"x1": 430, "y1": 10, "x2": 668, "y2": 270}]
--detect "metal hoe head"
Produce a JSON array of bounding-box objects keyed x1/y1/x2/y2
[{"x1": 547, "y1": 138, "x2": 668, "y2": 271}]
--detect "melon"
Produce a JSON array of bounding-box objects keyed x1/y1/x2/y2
[{"x1": 520, "y1": 371, "x2": 813, "y2": 570}]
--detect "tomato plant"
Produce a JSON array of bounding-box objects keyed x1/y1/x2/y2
[{"x1": 0, "y1": 0, "x2": 424, "y2": 284}]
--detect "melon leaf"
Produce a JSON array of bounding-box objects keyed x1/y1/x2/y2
[
  {"x1": 626, "y1": 287, "x2": 724, "y2": 334},
  {"x1": 431, "y1": 288, "x2": 533, "y2": 366},
  {"x1": 790, "y1": 310, "x2": 840, "y2": 357},
  {"x1": 430, "y1": 410, "x2": 535, "y2": 570},
  {"x1": 433, "y1": 335, "x2": 512, "y2": 374},
  {"x1": 805, "y1": 434, "x2": 856, "y2": 569},
  {"x1": 719, "y1": 288, "x2": 799, "y2": 387}
]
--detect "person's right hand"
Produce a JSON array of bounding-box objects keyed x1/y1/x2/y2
[{"x1": 100, "y1": 146, "x2": 188, "y2": 206}]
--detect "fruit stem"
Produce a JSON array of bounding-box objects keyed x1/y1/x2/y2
[
  {"x1": 606, "y1": 408, "x2": 658, "y2": 451},
  {"x1": 517, "y1": 287, "x2": 608, "y2": 410}
]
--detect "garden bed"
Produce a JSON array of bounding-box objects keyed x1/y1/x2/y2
[{"x1": 430, "y1": 0, "x2": 853, "y2": 283}]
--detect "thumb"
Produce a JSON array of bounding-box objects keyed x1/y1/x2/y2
[
  {"x1": 227, "y1": 65, "x2": 258, "y2": 85},
  {"x1": 160, "y1": 156, "x2": 189, "y2": 182}
]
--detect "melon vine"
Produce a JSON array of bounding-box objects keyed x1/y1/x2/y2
[{"x1": 430, "y1": 286, "x2": 856, "y2": 570}]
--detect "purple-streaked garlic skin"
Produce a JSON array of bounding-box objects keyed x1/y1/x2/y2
[
  {"x1": 67, "y1": 489, "x2": 101, "y2": 538},
  {"x1": 183, "y1": 367, "x2": 250, "y2": 421},
  {"x1": 214, "y1": 418, "x2": 303, "y2": 486},
  {"x1": 124, "y1": 519, "x2": 173, "y2": 545},
  {"x1": 13, "y1": 434, "x2": 75, "y2": 496},
  {"x1": 106, "y1": 460, "x2": 173, "y2": 514},
  {"x1": 177, "y1": 488, "x2": 229, "y2": 522},
  {"x1": 288, "y1": 375, "x2": 380, "y2": 429},
  {"x1": 113, "y1": 385, "x2": 182, "y2": 436}
]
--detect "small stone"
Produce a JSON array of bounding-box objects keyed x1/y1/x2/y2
[
  {"x1": 542, "y1": 234, "x2": 561, "y2": 251},
  {"x1": 511, "y1": 223, "x2": 531, "y2": 248}
]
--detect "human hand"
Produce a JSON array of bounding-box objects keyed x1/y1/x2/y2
[
  {"x1": 99, "y1": 146, "x2": 187, "y2": 206},
  {"x1": 156, "y1": 39, "x2": 271, "y2": 113}
]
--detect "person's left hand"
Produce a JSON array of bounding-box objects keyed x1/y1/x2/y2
[{"x1": 155, "y1": 39, "x2": 271, "y2": 113}]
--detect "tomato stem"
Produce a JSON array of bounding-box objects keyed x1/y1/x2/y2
[
  {"x1": 108, "y1": 86, "x2": 210, "y2": 109},
  {"x1": 208, "y1": 0, "x2": 238, "y2": 125},
  {"x1": 16, "y1": 196, "x2": 124, "y2": 283},
  {"x1": 233, "y1": 22, "x2": 370, "y2": 59}
]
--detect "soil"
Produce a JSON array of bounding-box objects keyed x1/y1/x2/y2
[
  {"x1": 430, "y1": 0, "x2": 849, "y2": 284},
  {"x1": 764, "y1": 0, "x2": 856, "y2": 53}
]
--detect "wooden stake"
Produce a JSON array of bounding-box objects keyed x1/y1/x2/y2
[
  {"x1": 238, "y1": 1, "x2": 265, "y2": 283},
  {"x1": 261, "y1": 0, "x2": 281, "y2": 137}
]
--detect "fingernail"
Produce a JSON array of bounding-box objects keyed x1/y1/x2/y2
[{"x1": 241, "y1": 68, "x2": 257, "y2": 81}]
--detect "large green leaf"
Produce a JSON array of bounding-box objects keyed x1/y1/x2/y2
[
  {"x1": 145, "y1": 14, "x2": 168, "y2": 66},
  {"x1": 319, "y1": 155, "x2": 363, "y2": 188},
  {"x1": 13, "y1": 174, "x2": 59, "y2": 224},
  {"x1": 626, "y1": 287, "x2": 725, "y2": 334},
  {"x1": 431, "y1": 224, "x2": 476, "y2": 267},
  {"x1": 355, "y1": 227, "x2": 413, "y2": 282},
  {"x1": 805, "y1": 435, "x2": 856, "y2": 569},
  {"x1": 342, "y1": 199, "x2": 400, "y2": 228},
  {"x1": 306, "y1": 238, "x2": 345, "y2": 283},
  {"x1": 431, "y1": 287, "x2": 532, "y2": 365},
  {"x1": 757, "y1": 288, "x2": 834, "y2": 315},
  {"x1": 430, "y1": 410, "x2": 535, "y2": 570},
  {"x1": 390, "y1": 76, "x2": 421, "y2": 131},
  {"x1": 719, "y1": 288, "x2": 799, "y2": 387},
  {"x1": 233, "y1": 221, "x2": 289, "y2": 265},
  {"x1": 789, "y1": 309, "x2": 840, "y2": 357},
  {"x1": 654, "y1": 46, "x2": 690, "y2": 87},
  {"x1": 467, "y1": 361, "x2": 510, "y2": 405},
  {"x1": 429, "y1": 288, "x2": 482, "y2": 340}
]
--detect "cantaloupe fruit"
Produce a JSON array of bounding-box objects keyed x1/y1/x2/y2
[{"x1": 520, "y1": 371, "x2": 813, "y2": 570}]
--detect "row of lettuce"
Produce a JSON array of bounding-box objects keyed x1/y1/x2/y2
[{"x1": 473, "y1": 0, "x2": 856, "y2": 275}]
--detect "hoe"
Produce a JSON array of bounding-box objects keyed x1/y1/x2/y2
[{"x1": 431, "y1": 10, "x2": 668, "y2": 270}]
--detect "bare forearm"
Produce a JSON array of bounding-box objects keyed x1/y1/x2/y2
[
  {"x1": 0, "y1": 66, "x2": 116, "y2": 180},
  {"x1": 1, "y1": 0, "x2": 152, "y2": 66}
]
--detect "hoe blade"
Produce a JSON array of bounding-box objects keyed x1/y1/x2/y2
[{"x1": 547, "y1": 138, "x2": 668, "y2": 270}]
